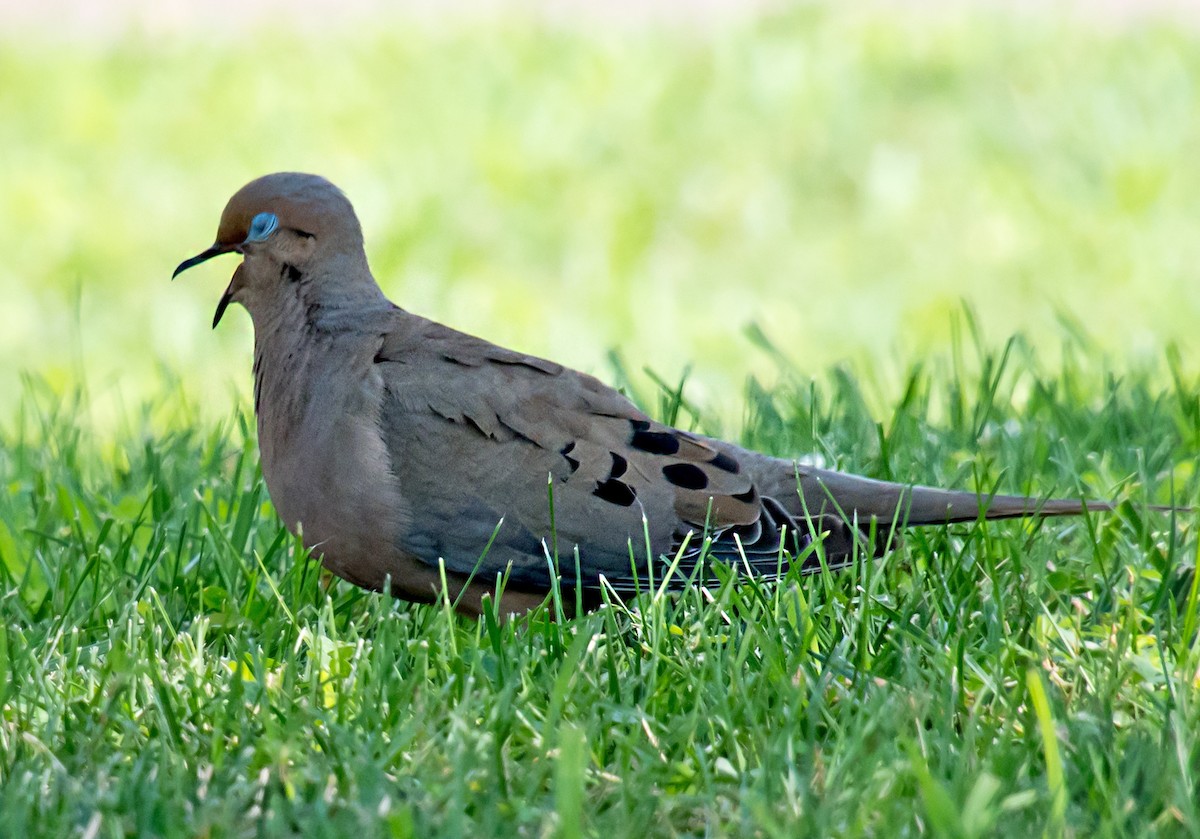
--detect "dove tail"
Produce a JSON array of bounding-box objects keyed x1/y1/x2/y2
[{"x1": 795, "y1": 466, "x2": 1114, "y2": 527}]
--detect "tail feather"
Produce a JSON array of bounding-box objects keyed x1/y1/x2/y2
[
  {"x1": 706, "y1": 440, "x2": 1181, "y2": 565},
  {"x1": 795, "y1": 466, "x2": 1116, "y2": 527}
]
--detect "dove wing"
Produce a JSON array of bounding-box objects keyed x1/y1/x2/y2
[{"x1": 372, "y1": 311, "x2": 788, "y2": 591}]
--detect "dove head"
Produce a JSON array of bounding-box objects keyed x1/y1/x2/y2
[{"x1": 174, "y1": 172, "x2": 375, "y2": 328}]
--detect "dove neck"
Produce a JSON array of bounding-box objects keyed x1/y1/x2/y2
[
  {"x1": 248, "y1": 255, "x2": 392, "y2": 341},
  {"x1": 249, "y1": 266, "x2": 392, "y2": 458}
]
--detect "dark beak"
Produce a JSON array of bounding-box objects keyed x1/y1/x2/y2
[
  {"x1": 212, "y1": 288, "x2": 234, "y2": 329},
  {"x1": 174, "y1": 243, "x2": 242, "y2": 328},
  {"x1": 172, "y1": 244, "x2": 236, "y2": 279}
]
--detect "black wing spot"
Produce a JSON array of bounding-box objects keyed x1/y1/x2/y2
[
  {"x1": 594, "y1": 478, "x2": 637, "y2": 507},
  {"x1": 560, "y1": 441, "x2": 580, "y2": 473},
  {"x1": 630, "y1": 419, "x2": 651, "y2": 431},
  {"x1": 630, "y1": 428, "x2": 681, "y2": 456},
  {"x1": 609, "y1": 452, "x2": 627, "y2": 479},
  {"x1": 662, "y1": 463, "x2": 708, "y2": 490},
  {"x1": 283, "y1": 264, "x2": 303, "y2": 283},
  {"x1": 710, "y1": 451, "x2": 740, "y2": 473}
]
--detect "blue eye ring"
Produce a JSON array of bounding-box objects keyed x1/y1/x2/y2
[{"x1": 246, "y1": 211, "x2": 279, "y2": 243}]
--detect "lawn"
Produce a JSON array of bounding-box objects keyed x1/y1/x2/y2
[{"x1": 1, "y1": 3, "x2": 1199, "y2": 836}]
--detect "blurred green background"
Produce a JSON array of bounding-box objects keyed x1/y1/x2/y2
[{"x1": 2, "y1": 1, "x2": 1198, "y2": 428}]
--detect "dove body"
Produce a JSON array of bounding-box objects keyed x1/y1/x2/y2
[{"x1": 176, "y1": 173, "x2": 1109, "y2": 616}]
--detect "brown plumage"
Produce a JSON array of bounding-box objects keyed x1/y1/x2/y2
[{"x1": 175, "y1": 172, "x2": 1117, "y2": 617}]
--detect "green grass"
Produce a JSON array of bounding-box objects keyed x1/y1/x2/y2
[
  {"x1": 1, "y1": 325, "x2": 1198, "y2": 837},
  {"x1": 3, "y1": 3, "x2": 1200, "y2": 836}
]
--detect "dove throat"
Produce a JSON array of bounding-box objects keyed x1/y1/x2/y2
[
  {"x1": 243, "y1": 258, "x2": 407, "y2": 583},
  {"x1": 244, "y1": 257, "x2": 392, "y2": 475}
]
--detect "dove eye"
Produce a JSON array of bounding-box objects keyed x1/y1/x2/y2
[{"x1": 246, "y1": 212, "x2": 279, "y2": 243}]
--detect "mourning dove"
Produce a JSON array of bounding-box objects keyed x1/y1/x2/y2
[{"x1": 175, "y1": 172, "x2": 1112, "y2": 617}]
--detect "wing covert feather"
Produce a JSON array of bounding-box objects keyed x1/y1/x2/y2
[{"x1": 372, "y1": 312, "x2": 769, "y2": 589}]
